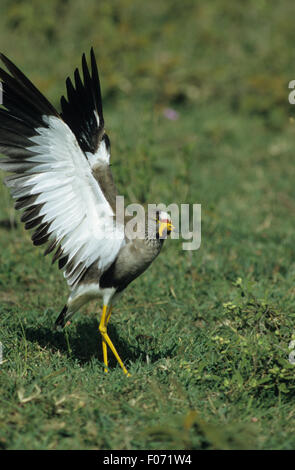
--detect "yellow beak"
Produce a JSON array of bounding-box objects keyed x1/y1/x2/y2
[{"x1": 159, "y1": 221, "x2": 175, "y2": 237}]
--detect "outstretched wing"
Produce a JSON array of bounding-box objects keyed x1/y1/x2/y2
[{"x1": 0, "y1": 50, "x2": 125, "y2": 288}]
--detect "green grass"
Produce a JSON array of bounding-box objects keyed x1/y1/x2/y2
[{"x1": 1, "y1": 0, "x2": 295, "y2": 450}]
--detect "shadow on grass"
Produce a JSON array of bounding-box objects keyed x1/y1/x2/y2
[
  {"x1": 23, "y1": 317, "x2": 176, "y2": 367},
  {"x1": 24, "y1": 318, "x2": 176, "y2": 367},
  {"x1": 24, "y1": 318, "x2": 136, "y2": 366}
]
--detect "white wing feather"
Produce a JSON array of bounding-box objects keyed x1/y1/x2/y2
[{"x1": 18, "y1": 115, "x2": 124, "y2": 286}]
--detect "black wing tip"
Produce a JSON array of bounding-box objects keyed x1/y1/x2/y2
[
  {"x1": 90, "y1": 47, "x2": 96, "y2": 63},
  {"x1": 60, "y1": 95, "x2": 67, "y2": 105},
  {"x1": 82, "y1": 47, "x2": 99, "y2": 82},
  {"x1": 54, "y1": 305, "x2": 68, "y2": 330},
  {"x1": 0, "y1": 52, "x2": 11, "y2": 66},
  {"x1": 60, "y1": 47, "x2": 105, "y2": 155},
  {"x1": 0, "y1": 51, "x2": 58, "y2": 118},
  {"x1": 82, "y1": 52, "x2": 87, "y2": 66}
]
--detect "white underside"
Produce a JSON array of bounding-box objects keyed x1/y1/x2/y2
[{"x1": 67, "y1": 283, "x2": 119, "y2": 315}]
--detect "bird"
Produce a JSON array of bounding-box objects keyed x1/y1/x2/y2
[{"x1": 0, "y1": 48, "x2": 174, "y2": 376}]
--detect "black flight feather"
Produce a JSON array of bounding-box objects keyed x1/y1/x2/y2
[{"x1": 60, "y1": 47, "x2": 105, "y2": 154}]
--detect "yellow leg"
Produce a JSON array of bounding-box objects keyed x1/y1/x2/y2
[
  {"x1": 98, "y1": 305, "x2": 130, "y2": 376},
  {"x1": 101, "y1": 306, "x2": 112, "y2": 373},
  {"x1": 106, "y1": 305, "x2": 112, "y2": 325}
]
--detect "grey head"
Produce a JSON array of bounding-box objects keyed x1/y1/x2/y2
[{"x1": 124, "y1": 209, "x2": 174, "y2": 245}]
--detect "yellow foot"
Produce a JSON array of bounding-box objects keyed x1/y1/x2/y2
[{"x1": 99, "y1": 305, "x2": 130, "y2": 376}]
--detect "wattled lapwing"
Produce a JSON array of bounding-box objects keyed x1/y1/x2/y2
[{"x1": 0, "y1": 49, "x2": 174, "y2": 375}]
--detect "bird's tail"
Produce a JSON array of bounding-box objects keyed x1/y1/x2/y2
[{"x1": 54, "y1": 304, "x2": 70, "y2": 331}]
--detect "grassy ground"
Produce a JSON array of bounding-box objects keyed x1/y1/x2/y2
[{"x1": 1, "y1": 0, "x2": 295, "y2": 450}]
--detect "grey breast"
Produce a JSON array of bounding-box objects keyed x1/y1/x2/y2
[
  {"x1": 99, "y1": 216, "x2": 163, "y2": 292},
  {"x1": 80, "y1": 164, "x2": 164, "y2": 292}
]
